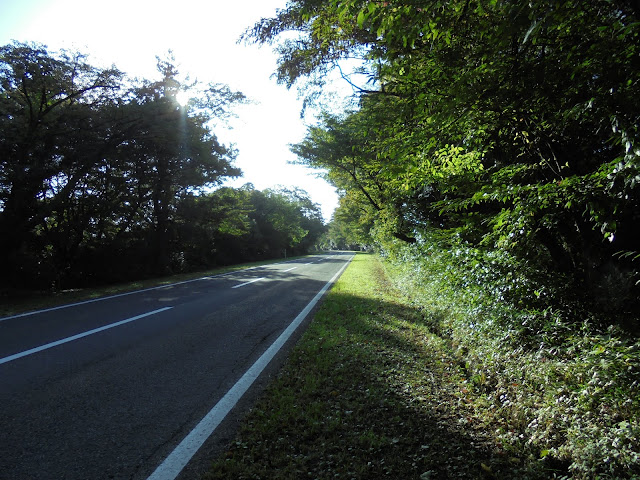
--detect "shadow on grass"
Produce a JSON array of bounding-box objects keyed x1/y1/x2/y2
[{"x1": 205, "y1": 285, "x2": 561, "y2": 480}]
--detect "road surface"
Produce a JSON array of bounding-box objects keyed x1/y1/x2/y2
[{"x1": 0, "y1": 252, "x2": 353, "y2": 480}]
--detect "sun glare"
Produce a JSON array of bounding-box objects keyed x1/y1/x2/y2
[{"x1": 175, "y1": 91, "x2": 190, "y2": 107}]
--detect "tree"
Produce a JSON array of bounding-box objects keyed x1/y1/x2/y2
[
  {"x1": 243, "y1": 187, "x2": 318, "y2": 258},
  {"x1": 0, "y1": 42, "x2": 123, "y2": 285},
  {"x1": 0, "y1": 44, "x2": 247, "y2": 287},
  {"x1": 323, "y1": 193, "x2": 374, "y2": 250},
  {"x1": 121, "y1": 57, "x2": 243, "y2": 274},
  {"x1": 248, "y1": 0, "x2": 640, "y2": 310},
  {"x1": 276, "y1": 187, "x2": 326, "y2": 253},
  {"x1": 174, "y1": 184, "x2": 325, "y2": 264},
  {"x1": 174, "y1": 187, "x2": 252, "y2": 268},
  {"x1": 291, "y1": 109, "x2": 417, "y2": 243}
]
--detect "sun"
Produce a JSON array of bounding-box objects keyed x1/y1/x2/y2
[{"x1": 175, "y1": 90, "x2": 190, "y2": 107}]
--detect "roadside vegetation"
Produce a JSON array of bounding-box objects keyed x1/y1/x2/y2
[
  {"x1": 218, "y1": 2, "x2": 640, "y2": 477},
  {"x1": 0, "y1": 43, "x2": 326, "y2": 293},
  {"x1": 206, "y1": 252, "x2": 640, "y2": 479}
]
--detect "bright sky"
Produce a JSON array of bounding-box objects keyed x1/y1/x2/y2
[{"x1": 0, "y1": 0, "x2": 341, "y2": 221}]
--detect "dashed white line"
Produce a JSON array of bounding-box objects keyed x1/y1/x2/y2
[
  {"x1": 0, "y1": 307, "x2": 173, "y2": 365},
  {"x1": 231, "y1": 277, "x2": 265, "y2": 289},
  {"x1": 0, "y1": 267, "x2": 262, "y2": 322},
  {"x1": 282, "y1": 267, "x2": 298, "y2": 272}
]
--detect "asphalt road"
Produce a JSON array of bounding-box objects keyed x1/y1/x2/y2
[{"x1": 0, "y1": 252, "x2": 353, "y2": 480}]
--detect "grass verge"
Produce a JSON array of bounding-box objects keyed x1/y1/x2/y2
[{"x1": 204, "y1": 253, "x2": 557, "y2": 479}]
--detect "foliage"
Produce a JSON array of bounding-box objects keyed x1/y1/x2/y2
[
  {"x1": 243, "y1": 2, "x2": 640, "y2": 475},
  {"x1": 0, "y1": 42, "x2": 325, "y2": 290},
  {"x1": 322, "y1": 195, "x2": 375, "y2": 250},
  {"x1": 235, "y1": 185, "x2": 326, "y2": 261},
  {"x1": 249, "y1": 0, "x2": 640, "y2": 316},
  {"x1": 384, "y1": 237, "x2": 640, "y2": 478}
]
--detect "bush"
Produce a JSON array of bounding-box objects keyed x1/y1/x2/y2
[{"x1": 381, "y1": 234, "x2": 640, "y2": 479}]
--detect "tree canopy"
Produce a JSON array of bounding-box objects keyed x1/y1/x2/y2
[
  {"x1": 249, "y1": 0, "x2": 640, "y2": 313},
  {"x1": 0, "y1": 42, "x2": 326, "y2": 289}
]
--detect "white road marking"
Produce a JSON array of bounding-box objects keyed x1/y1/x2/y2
[
  {"x1": 0, "y1": 268, "x2": 263, "y2": 322},
  {"x1": 0, "y1": 307, "x2": 173, "y2": 366},
  {"x1": 282, "y1": 267, "x2": 298, "y2": 272},
  {"x1": 0, "y1": 255, "x2": 331, "y2": 322},
  {"x1": 146, "y1": 256, "x2": 354, "y2": 480},
  {"x1": 231, "y1": 277, "x2": 265, "y2": 289}
]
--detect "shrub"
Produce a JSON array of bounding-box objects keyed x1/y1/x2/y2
[{"x1": 381, "y1": 234, "x2": 640, "y2": 478}]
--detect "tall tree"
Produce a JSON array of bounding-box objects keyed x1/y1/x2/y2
[
  {"x1": 0, "y1": 44, "x2": 247, "y2": 286},
  {"x1": 0, "y1": 42, "x2": 123, "y2": 285},
  {"x1": 249, "y1": 0, "x2": 640, "y2": 308},
  {"x1": 103, "y1": 56, "x2": 245, "y2": 274}
]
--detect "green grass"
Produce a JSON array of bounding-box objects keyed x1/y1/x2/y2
[
  {"x1": 0, "y1": 255, "x2": 307, "y2": 318},
  {"x1": 204, "y1": 253, "x2": 554, "y2": 479}
]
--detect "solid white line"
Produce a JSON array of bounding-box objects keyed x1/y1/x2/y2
[
  {"x1": 282, "y1": 267, "x2": 298, "y2": 272},
  {"x1": 146, "y1": 256, "x2": 354, "y2": 480},
  {"x1": 0, "y1": 307, "x2": 173, "y2": 366},
  {"x1": 231, "y1": 277, "x2": 265, "y2": 289}
]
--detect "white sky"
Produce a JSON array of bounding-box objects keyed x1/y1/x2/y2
[{"x1": 0, "y1": 0, "x2": 342, "y2": 221}]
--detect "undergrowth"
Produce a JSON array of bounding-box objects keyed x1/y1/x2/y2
[
  {"x1": 205, "y1": 247, "x2": 639, "y2": 479},
  {"x1": 382, "y1": 236, "x2": 640, "y2": 479}
]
